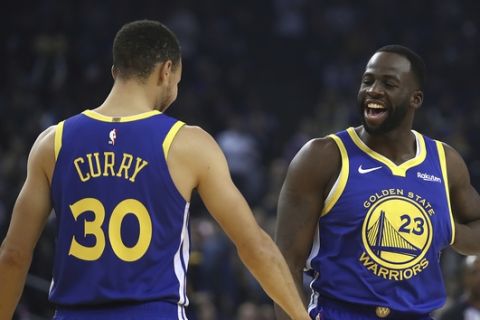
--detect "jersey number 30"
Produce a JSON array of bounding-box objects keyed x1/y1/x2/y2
[{"x1": 68, "y1": 198, "x2": 152, "y2": 262}]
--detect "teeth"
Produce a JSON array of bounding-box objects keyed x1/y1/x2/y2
[{"x1": 367, "y1": 103, "x2": 385, "y2": 109}]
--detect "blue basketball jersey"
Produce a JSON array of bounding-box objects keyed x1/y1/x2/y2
[
  {"x1": 307, "y1": 127, "x2": 455, "y2": 315},
  {"x1": 50, "y1": 110, "x2": 190, "y2": 319}
]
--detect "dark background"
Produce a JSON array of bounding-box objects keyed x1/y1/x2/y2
[{"x1": 1, "y1": 0, "x2": 479, "y2": 319}]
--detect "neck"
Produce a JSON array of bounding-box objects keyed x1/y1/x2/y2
[
  {"x1": 357, "y1": 126, "x2": 417, "y2": 165},
  {"x1": 95, "y1": 80, "x2": 157, "y2": 116}
]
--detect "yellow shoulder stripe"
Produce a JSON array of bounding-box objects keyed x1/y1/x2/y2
[
  {"x1": 436, "y1": 141, "x2": 455, "y2": 245},
  {"x1": 163, "y1": 121, "x2": 185, "y2": 159},
  {"x1": 321, "y1": 134, "x2": 349, "y2": 216},
  {"x1": 54, "y1": 121, "x2": 65, "y2": 161}
]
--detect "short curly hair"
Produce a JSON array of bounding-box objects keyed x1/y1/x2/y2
[
  {"x1": 376, "y1": 45, "x2": 426, "y2": 90},
  {"x1": 112, "y1": 20, "x2": 181, "y2": 81}
]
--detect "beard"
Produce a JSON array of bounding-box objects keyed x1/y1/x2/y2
[{"x1": 359, "y1": 100, "x2": 409, "y2": 135}]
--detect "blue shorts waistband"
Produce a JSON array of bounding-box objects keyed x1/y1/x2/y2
[
  {"x1": 54, "y1": 300, "x2": 186, "y2": 320},
  {"x1": 317, "y1": 295, "x2": 432, "y2": 320}
]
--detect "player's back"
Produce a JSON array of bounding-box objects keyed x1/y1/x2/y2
[{"x1": 50, "y1": 110, "x2": 190, "y2": 318}]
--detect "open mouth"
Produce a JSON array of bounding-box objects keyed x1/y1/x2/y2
[{"x1": 364, "y1": 103, "x2": 388, "y2": 123}]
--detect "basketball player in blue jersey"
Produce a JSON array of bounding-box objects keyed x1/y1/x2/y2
[
  {"x1": 0, "y1": 20, "x2": 310, "y2": 320},
  {"x1": 274, "y1": 45, "x2": 480, "y2": 320}
]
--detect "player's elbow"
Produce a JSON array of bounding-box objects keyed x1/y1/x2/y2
[{"x1": 0, "y1": 243, "x2": 33, "y2": 270}]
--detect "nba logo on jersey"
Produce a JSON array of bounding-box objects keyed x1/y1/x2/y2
[{"x1": 109, "y1": 129, "x2": 117, "y2": 145}]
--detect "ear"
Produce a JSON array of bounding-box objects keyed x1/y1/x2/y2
[
  {"x1": 111, "y1": 65, "x2": 117, "y2": 80},
  {"x1": 156, "y1": 60, "x2": 173, "y2": 85},
  {"x1": 411, "y1": 90, "x2": 423, "y2": 109}
]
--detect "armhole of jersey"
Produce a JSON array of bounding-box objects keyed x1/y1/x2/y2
[
  {"x1": 436, "y1": 141, "x2": 456, "y2": 245},
  {"x1": 321, "y1": 134, "x2": 349, "y2": 217},
  {"x1": 162, "y1": 121, "x2": 186, "y2": 160},
  {"x1": 54, "y1": 121, "x2": 65, "y2": 162}
]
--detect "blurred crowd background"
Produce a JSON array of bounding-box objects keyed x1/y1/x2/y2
[{"x1": 2, "y1": 0, "x2": 480, "y2": 319}]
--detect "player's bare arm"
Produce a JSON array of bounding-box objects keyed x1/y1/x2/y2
[
  {"x1": 0, "y1": 126, "x2": 55, "y2": 319},
  {"x1": 168, "y1": 125, "x2": 310, "y2": 320},
  {"x1": 444, "y1": 143, "x2": 480, "y2": 255},
  {"x1": 274, "y1": 137, "x2": 341, "y2": 319}
]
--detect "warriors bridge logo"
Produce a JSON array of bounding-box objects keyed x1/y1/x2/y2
[{"x1": 360, "y1": 190, "x2": 434, "y2": 281}]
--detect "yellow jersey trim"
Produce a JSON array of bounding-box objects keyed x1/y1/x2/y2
[
  {"x1": 436, "y1": 141, "x2": 455, "y2": 245},
  {"x1": 321, "y1": 134, "x2": 349, "y2": 216},
  {"x1": 347, "y1": 127, "x2": 427, "y2": 177},
  {"x1": 163, "y1": 121, "x2": 185, "y2": 159},
  {"x1": 54, "y1": 121, "x2": 65, "y2": 161},
  {"x1": 82, "y1": 110, "x2": 161, "y2": 122}
]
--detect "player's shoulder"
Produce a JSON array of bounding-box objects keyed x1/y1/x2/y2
[
  {"x1": 295, "y1": 135, "x2": 341, "y2": 164},
  {"x1": 167, "y1": 125, "x2": 227, "y2": 182},
  {"x1": 33, "y1": 125, "x2": 56, "y2": 152},
  {"x1": 437, "y1": 140, "x2": 461, "y2": 157},
  {"x1": 436, "y1": 140, "x2": 471, "y2": 185},
  {"x1": 168, "y1": 124, "x2": 221, "y2": 160},
  {"x1": 287, "y1": 134, "x2": 341, "y2": 182},
  {"x1": 27, "y1": 125, "x2": 59, "y2": 179},
  {"x1": 434, "y1": 140, "x2": 466, "y2": 169},
  {"x1": 174, "y1": 125, "x2": 217, "y2": 147},
  {"x1": 177, "y1": 124, "x2": 209, "y2": 137}
]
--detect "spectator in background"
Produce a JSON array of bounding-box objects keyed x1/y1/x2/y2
[
  {"x1": 3, "y1": 1, "x2": 480, "y2": 318},
  {"x1": 217, "y1": 115, "x2": 263, "y2": 203},
  {"x1": 440, "y1": 255, "x2": 480, "y2": 320}
]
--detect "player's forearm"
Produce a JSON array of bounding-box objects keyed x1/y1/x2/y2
[
  {"x1": 237, "y1": 231, "x2": 309, "y2": 320},
  {"x1": 274, "y1": 266, "x2": 307, "y2": 320},
  {"x1": 0, "y1": 245, "x2": 32, "y2": 319},
  {"x1": 452, "y1": 221, "x2": 480, "y2": 255}
]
